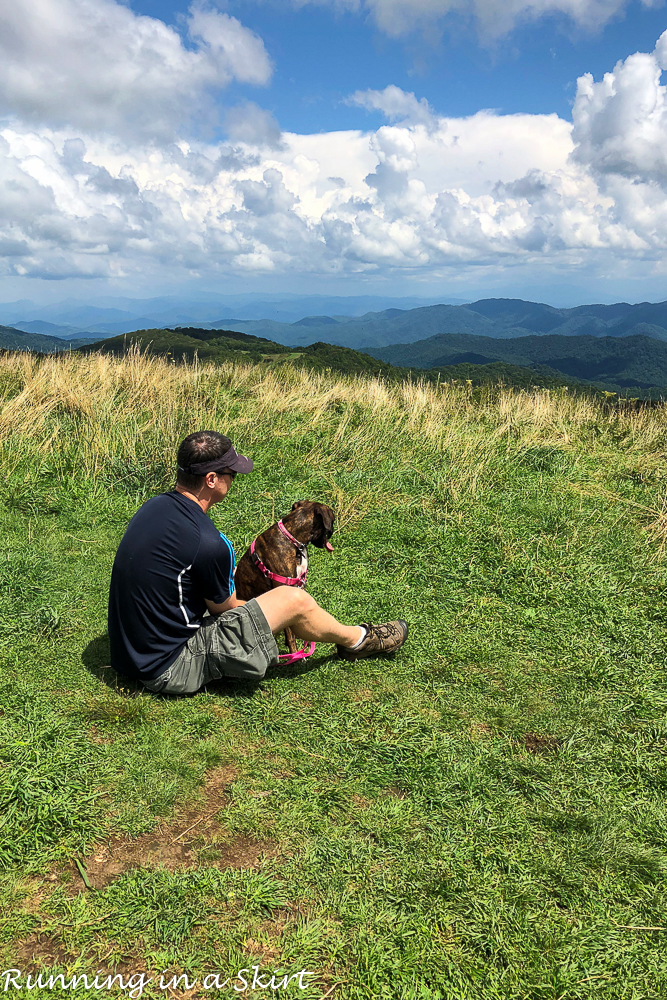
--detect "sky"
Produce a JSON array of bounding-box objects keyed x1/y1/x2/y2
[{"x1": 2, "y1": 0, "x2": 667, "y2": 306}]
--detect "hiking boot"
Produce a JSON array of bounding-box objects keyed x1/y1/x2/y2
[{"x1": 337, "y1": 620, "x2": 408, "y2": 660}]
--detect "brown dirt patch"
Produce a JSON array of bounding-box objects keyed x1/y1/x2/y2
[
  {"x1": 242, "y1": 938, "x2": 281, "y2": 961},
  {"x1": 241, "y1": 905, "x2": 301, "y2": 962},
  {"x1": 287, "y1": 692, "x2": 312, "y2": 706},
  {"x1": 209, "y1": 705, "x2": 232, "y2": 720},
  {"x1": 67, "y1": 764, "x2": 275, "y2": 890},
  {"x1": 262, "y1": 756, "x2": 293, "y2": 780},
  {"x1": 384, "y1": 786, "x2": 408, "y2": 800},
  {"x1": 14, "y1": 932, "x2": 73, "y2": 968},
  {"x1": 523, "y1": 733, "x2": 560, "y2": 755},
  {"x1": 15, "y1": 935, "x2": 154, "y2": 978},
  {"x1": 242, "y1": 921, "x2": 287, "y2": 963},
  {"x1": 208, "y1": 835, "x2": 277, "y2": 870}
]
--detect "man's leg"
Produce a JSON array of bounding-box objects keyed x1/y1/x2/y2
[{"x1": 253, "y1": 587, "x2": 362, "y2": 647}]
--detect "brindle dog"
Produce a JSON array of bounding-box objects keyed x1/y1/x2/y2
[{"x1": 235, "y1": 500, "x2": 335, "y2": 655}]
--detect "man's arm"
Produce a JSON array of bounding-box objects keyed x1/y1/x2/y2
[{"x1": 205, "y1": 591, "x2": 245, "y2": 616}]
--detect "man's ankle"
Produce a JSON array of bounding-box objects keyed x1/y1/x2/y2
[{"x1": 346, "y1": 626, "x2": 367, "y2": 649}]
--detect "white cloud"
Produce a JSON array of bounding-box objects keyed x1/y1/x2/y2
[
  {"x1": 348, "y1": 86, "x2": 435, "y2": 127},
  {"x1": 225, "y1": 102, "x2": 284, "y2": 149},
  {"x1": 3, "y1": 24, "x2": 667, "y2": 289},
  {"x1": 291, "y1": 0, "x2": 653, "y2": 39},
  {"x1": 572, "y1": 32, "x2": 667, "y2": 184},
  {"x1": 0, "y1": 0, "x2": 272, "y2": 140}
]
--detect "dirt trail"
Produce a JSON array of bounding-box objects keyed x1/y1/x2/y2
[{"x1": 69, "y1": 764, "x2": 276, "y2": 890}]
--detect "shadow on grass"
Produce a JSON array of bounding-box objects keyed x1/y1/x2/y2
[
  {"x1": 81, "y1": 634, "x2": 143, "y2": 694},
  {"x1": 81, "y1": 633, "x2": 328, "y2": 698}
]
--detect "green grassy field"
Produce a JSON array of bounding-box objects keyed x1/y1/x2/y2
[{"x1": 1, "y1": 350, "x2": 667, "y2": 999}]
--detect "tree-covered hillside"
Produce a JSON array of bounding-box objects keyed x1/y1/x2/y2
[
  {"x1": 77, "y1": 328, "x2": 413, "y2": 379},
  {"x1": 371, "y1": 332, "x2": 667, "y2": 390},
  {"x1": 77, "y1": 327, "x2": 286, "y2": 363}
]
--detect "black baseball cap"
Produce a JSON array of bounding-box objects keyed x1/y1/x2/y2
[{"x1": 178, "y1": 444, "x2": 253, "y2": 476}]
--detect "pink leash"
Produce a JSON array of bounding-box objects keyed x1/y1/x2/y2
[
  {"x1": 250, "y1": 520, "x2": 316, "y2": 663},
  {"x1": 277, "y1": 641, "x2": 316, "y2": 664}
]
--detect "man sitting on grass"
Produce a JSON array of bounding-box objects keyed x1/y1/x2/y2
[{"x1": 108, "y1": 430, "x2": 408, "y2": 695}]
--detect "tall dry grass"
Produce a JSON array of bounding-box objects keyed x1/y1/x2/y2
[{"x1": 0, "y1": 348, "x2": 665, "y2": 491}]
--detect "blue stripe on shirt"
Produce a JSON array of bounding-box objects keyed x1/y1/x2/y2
[{"x1": 219, "y1": 531, "x2": 236, "y2": 598}]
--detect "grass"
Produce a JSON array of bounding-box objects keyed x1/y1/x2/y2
[{"x1": 0, "y1": 350, "x2": 667, "y2": 997}]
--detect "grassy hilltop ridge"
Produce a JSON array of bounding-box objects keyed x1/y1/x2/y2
[
  {"x1": 1, "y1": 351, "x2": 667, "y2": 997},
  {"x1": 76, "y1": 324, "x2": 662, "y2": 396},
  {"x1": 0, "y1": 317, "x2": 665, "y2": 396}
]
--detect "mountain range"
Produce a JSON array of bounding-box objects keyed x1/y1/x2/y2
[
  {"x1": 77, "y1": 327, "x2": 595, "y2": 393},
  {"x1": 73, "y1": 325, "x2": 667, "y2": 394},
  {"x1": 5, "y1": 295, "x2": 667, "y2": 347},
  {"x1": 4, "y1": 293, "x2": 667, "y2": 393},
  {"x1": 0, "y1": 293, "x2": 457, "y2": 337},
  {"x1": 214, "y1": 298, "x2": 667, "y2": 350},
  {"x1": 0, "y1": 318, "x2": 663, "y2": 394}
]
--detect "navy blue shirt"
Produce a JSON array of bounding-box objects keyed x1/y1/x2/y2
[{"x1": 108, "y1": 491, "x2": 236, "y2": 681}]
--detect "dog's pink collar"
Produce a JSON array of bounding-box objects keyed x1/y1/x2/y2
[
  {"x1": 250, "y1": 519, "x2": 308, "y2": 589},
  {"x1": 277, "y1": 519, "x2": 306, "y2": 551}
]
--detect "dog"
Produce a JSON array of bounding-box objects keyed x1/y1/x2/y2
[{"x1": 235, "y1": 500, "x2": 335, "y2": 655}]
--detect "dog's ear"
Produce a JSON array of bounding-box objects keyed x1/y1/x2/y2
[
  {"x1": 311, "y1": 504, "x2": 335, "y2": 548},
  {"x1": 318, "y1": 504, "x2": 335, "y2": 536},
  {"x1": 291, "y1": 500, "x2": 311, "y2": 511}
]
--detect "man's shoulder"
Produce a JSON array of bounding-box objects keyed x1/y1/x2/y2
[
  {"x1": 135, "y1": 491, "x2": 196, "y2": 515},
  {"x1": 125, "y1": 492, "x2": 201, "y2": 534},
  {"x1": 197, "y1": 518, "x2": 234, "y2": 554}
]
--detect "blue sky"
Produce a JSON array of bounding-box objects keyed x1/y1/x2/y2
[
  {"x1": 1, "y1": 0, "x2": 667, "y2": 306},
  {"x1": 132, "y1": 0, "x2": 667, "y2": 130}
]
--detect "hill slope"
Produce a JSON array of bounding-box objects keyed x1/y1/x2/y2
[
  {"x1": 0, "y1": 325, "x2": 101, "y2": 352},
  {"x1": 10, "y1": 320, "x2": 102, "y2": 339},
  {"x1": 370, "y1": 332, "x2": 667, "y2": 390},
  {"x1": 77, "y1": 327, "x2": 289, "y2": 363},
  {"x1": 1, "y1": 351, "x2": 667, "y2": 996}
]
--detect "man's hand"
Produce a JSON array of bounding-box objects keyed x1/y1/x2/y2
[{"x1": 205, "y1": 591, "x2": 245, "y2": 616}]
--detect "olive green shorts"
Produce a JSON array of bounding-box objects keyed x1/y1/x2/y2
[{"x1": 142, "y1": 599, "x2": 279, "y2": 695}]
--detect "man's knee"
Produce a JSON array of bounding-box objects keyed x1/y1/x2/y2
[
  {"x1": 274, "y1": 585, "x2": 315, "y2": 615},
  {"x1": 292, "y1": 588, "x2": 316, "y2": 616},
  {"x1": 254, "y1": 586, "x2": 315, "y2": 631}
]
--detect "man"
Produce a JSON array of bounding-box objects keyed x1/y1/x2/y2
[{"x1": 108, "y1": 430, "x2": 408, "y2": 695}]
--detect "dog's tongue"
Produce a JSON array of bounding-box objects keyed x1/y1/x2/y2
[{"x1": 325, "y1": 540, "x2": 334, "y2": 552}]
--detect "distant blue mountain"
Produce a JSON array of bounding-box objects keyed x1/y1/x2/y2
[
  {"x1": 5, "y1": 294, "x2": 667, "y2": 352},
  {"x1": 0, "y1": 293, "x2": 461, "y2": 333},
  {"x1": 203, "y1": 298, "x2": 667, "y2": 350},
  {"x1": 11, "y1": 320, "x2": 101, "y2": 340},
  {"x1": 292, "y1": 315, "x2": 339, "y2": 326}
]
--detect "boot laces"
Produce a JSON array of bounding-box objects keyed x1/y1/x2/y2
[{"x1": 365, "y1": 621, "x2": 402, "y2": 642}]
